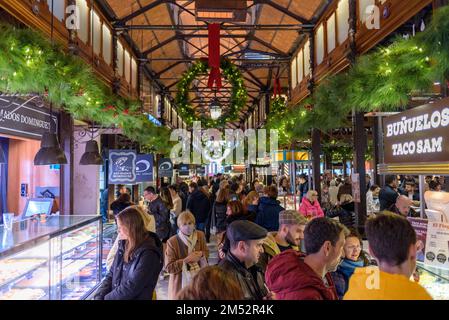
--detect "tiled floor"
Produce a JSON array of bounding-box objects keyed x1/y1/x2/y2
[{"x1": 156, "y1": 235, "x2": 219, "y2": 300}]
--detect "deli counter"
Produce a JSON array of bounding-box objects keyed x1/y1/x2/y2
[
  {"x1": 417, "y1": 262, "x2": 449, "y2": 300},
  {"x1": 0, "y1": 215, "x2": 102, "y2": 300}
]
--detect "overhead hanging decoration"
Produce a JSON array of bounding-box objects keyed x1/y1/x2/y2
[
  {"x1": 207, "y1": 23, "x2": 222, "y2": 90},
  {"x1": 175, "y1": 59, "x2": 247, "y2": 128}
]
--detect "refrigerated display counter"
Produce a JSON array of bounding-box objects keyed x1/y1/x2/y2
[
  {"x1": 416, "y1": 262, "x2": 449, "y2": 300},
  {"x1": 0, "y1": 215, "x2": 102, "y2": 300}
]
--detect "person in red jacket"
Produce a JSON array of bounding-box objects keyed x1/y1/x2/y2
[{"x1": 265, "y1": 217, "x2": 349, "y2": 300}]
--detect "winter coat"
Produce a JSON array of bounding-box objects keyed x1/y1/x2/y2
[
  {"x1": 219, "y1": 252, "x2": 268, "y2": 300},
  {"x1": 186, "y1": 189, "x2": 212, "y2": 223},
  {"x1": 331, "y1": 258, "x2": 365, "y2": 299},
  {"x1": 256, "y1": 197, "x2": 284, "y2": 232},
  {"x1": 213, "y1": 201, "x2": 228, "y2": 233},
  {"x1": 148, "y1": 196, "x2": 171, "y2": 242},
  {"x1": 379, "y1": 185, "x2": 399, "y2": 211},
  {"x1": 299, "y1": 197, "x2": 324, "y2": 219},
  {"x1": 298, "y1": 182, "x2": 309, "y2": 201},
  {"x1": 94, "y1": 232, "x2": 163, "y2": 300},
  {"x1": 265, "y1": 250, "x2": 338, "y2": 300},
  {"x1": 337, "y1": 183, "x2": 353, "y2": 202},
  {"x1": 259, "y1": 232, "x2": 299, "y2": 272},
  {"x1": 327, "y1": 201, "x2": 355, "y2": 229},
  {"x1": 165, "y1": 231, "x2": 209, "y2": 300},
  {"x1": 246, "y1": 204, "x2": 258, "y2": 221}
]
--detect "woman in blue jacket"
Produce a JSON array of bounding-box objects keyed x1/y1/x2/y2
[{"x1": 255, "y1": 185, "x2": 284, "y2": 231}]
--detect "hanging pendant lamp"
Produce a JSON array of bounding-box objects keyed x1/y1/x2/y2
[
  {"x1": 80, "y1": 140, "x2": 103, "y2": 165},
  {"x1": 34, "y1": 0, "x2": 67, "y2": 166}
]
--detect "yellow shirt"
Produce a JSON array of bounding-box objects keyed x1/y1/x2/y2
[{"x1": 343, "y1": 267, "x2": 432, "y2": 300}]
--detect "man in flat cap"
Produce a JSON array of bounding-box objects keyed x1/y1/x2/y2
[
  {"x1": 258, "y1": 210, "x2": 308, "y2": 272},
  {"x1": 219, "y1": 220, "x2": 272, "y2": 300}
]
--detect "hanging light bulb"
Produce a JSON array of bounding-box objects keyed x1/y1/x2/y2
[{"x1": 210, "y1": 98, "x2": 222, "y2": 120}]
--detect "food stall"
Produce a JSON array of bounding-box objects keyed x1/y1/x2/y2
[
  {"x1": 273, "y1": 150, "x2": 311, "y2": 211},
  {"x1": 378, "y1": 97, "x2": 449, "y2": 299},
  {"x1": 0, "y1": 215, "x2": 103, "y2": 300}
]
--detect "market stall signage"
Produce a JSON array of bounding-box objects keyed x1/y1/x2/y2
[
  {"x1": 158, "y1": 158, "x2": 173, "y2": 177},
  {"x1": 108, "y1": 150, "x2": 137, "y2": 184},
  {"x1": 135, "y1": 154, "x2": 154, "y2": 183},
  {"x1": 0, "y1": 98, "x2": 58, "y2": 140},
  {"x1": 178, "y1": 164, "x2": 190, "y2": 176},
  {"x1": 408, "y1": 217, "x2": 428, "y2": 263},
  {"x1": 196, "y1": 166, "x2": 205, "y2": 175},
  {"x1": 424, "y1": 221, "x2": 449, "y2": 270},
  {"x1": 383, "y1": 98, "x2": 449, "y2": 164}
]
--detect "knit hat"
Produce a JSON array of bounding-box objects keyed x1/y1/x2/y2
[{"x1": 279, "y1": 210, "x2": 308, "y2": 226}]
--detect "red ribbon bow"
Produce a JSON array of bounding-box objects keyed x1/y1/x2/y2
[{"x1": 207, "y1": 23, "x2": 222, "y2": 90}]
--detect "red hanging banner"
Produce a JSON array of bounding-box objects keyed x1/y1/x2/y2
[
  {"x1": 272, "y1": 74, "x2": 281, "y2": 96},
  {"x1": 207, "y1": 23, "x2": 222, "y2": 89}
]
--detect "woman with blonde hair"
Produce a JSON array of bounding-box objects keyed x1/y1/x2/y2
[
  {"x1": 243, "y1": 190, "x2": 259, "y2": 221},
  {"x1": 299, "y1": 190, "x2": 325, "y2": 219},
  {"x1": 165, "y1": 211, "x2": 209, "y2": 300},
  {"x1": 94, "y1": 206, "x2": 163, "y2": 300}
]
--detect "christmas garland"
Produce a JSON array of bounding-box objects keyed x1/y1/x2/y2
[
  {"x1": 0, "y1": 23, "x2": 172, "y2": 154},
  {"x1": 265, "y1": 4, "x2": 449, "y2": 145},
  {"x1": 175, "y1": 59, "x2": 247, "y2": 128}
]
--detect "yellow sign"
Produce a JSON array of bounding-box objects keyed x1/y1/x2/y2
[{"x1": 274, "y1": 151, "x2": 309, "y2": 162}]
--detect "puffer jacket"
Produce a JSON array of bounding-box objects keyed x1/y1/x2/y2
[
  {"x1": 148, "y1": 196, "x2": 171, "y2": 241},
  {"x1": 256, "y1": 197, "x2": 284, "y2": 232},
  {"x1": 213, "y1": 201, "x2": 228, "y2": 232},
  {"x1": 265, "y1": 250, "x2": 338, "y2": 300},
  {"x1": 327, "y1": 201, "x2": 355, "y2": 229},
  {"x1": 94, "y1": 232, "x2": 163, "y2": 300},
  {"x1": 219, "y1": 252, "x2": 268, "y2": 300},
  {"x1": 299, "y1": 198, "x2": 324, "y2": 219}
]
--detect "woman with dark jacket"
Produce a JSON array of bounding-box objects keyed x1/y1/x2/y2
[
  {"x1": 94, "y1": 206, "x2": 163, "y2": 300},
  {"x1": 327, "y1": 194, "x2": 356, "y2": 229},
  {"x1": 256, "y1": 185, "x2": 284, "y2": 232},
  {"x1": 213, "y1": 185, "x2": 230, "y2": 233},
  {"x1": 331, "y1": 229, "x2": 372, "y2": 299},
  {"x1": 243, "y1": 191, "x2": 259, "y2": 222},
  {"x1": 110, "y1": 193, "x2": 134, "y2": 216},
  {"x1": 225, "y1": 200, "x2": 253, "y2": 226}
]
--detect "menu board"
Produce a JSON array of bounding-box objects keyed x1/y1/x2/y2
[
  {"x1": 424, "y1": 221, "x2": 449, "y2": 270},
  {"x1": 408, "y1": 217, "x2": 428, "y2": 262}
]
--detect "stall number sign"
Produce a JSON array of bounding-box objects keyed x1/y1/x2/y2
[
  {"x1": 135, "y1": 154, "x2": 154, "y2": 183},
  {"x1": 109, "y1": 150, "x2": 137, "y2": 184},
  {"x1": 158, "y1": 158, "x2": 173, "y2": 177},
  {"x1": 424, "y1": 221, "x2": 449, "y2": 270},
  {"x1": 383, "y1": 97, "x2": 449, "y2": 164}
]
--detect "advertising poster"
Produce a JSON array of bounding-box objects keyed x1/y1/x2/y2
[
  {"x1": 407, "y1": 217, "x2": 428, "y2": 262},
  {"x1": 424, "y1": 221, "x2": 449, "y2": 270},
  {"x1": 158, "y1": 158, "x2": 173, "y2": 177},
  {"x1": 135, "y1": 154, "x2": 154, "y2": 183},
  {"x1": 108, "y1": 150, "x2": 137, "y2": 184}
]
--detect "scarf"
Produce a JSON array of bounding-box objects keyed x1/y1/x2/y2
[
  {"x1": 177, "y1": 230, "x2": 200, "y2": 272},
  {"x1": 338, "y1": 258, "x2": 364, "y2": 279}
]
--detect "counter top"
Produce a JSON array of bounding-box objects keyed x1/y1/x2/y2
[{"x1": 0, "y1": 215, "x2": 100, "y2": 258}]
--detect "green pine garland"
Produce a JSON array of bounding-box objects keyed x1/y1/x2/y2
[
  {"x1": 265, "y1": 5, "x2": 449, "y2": 145},
  {"x1": 175, "y1": 59, "x2": 247, "y2": 128},
  {"x1": 0, "y1": 23, "x2": 173, "y2": 154}
]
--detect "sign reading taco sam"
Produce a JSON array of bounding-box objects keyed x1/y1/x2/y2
[{"x1": 383, "y1": 97, "x2": 449, "y2": 164}]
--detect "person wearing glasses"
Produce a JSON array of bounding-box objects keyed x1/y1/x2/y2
[{"x1": 299, "y1": 190, "x2": 324, "y2": 220}]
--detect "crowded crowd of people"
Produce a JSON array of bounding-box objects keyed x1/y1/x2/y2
[{"x1": 95, "y1": 172, "x2": 447, "y2": 300}]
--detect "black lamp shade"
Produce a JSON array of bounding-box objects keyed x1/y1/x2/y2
[
  {"x1": 80, "y1": 140, "x2": 103, "y2": 165},
  {"x1": 34, "y1": 132, "x2": 68, "y2": 165},
  {"x1": 0, "y1": 145, "x2": 5, "y2": 164}
]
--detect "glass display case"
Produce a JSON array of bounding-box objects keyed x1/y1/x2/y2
[
  {"x1": 416, "y1": 262, "x2": 449, "y2": 300},
  {"x1": 277, "y1": 195, "x2": 301, "y2": 211},
  {"x1": 0, "y1": 215, "x2": 102, "y2": 300}
]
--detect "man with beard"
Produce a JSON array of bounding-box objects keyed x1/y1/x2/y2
[
  {"x1": 265, "y1": 218, "x2": 348, "y2": 300},
  {"x1": 258, "y1": 210, "x2": 308, "y2": 272}
]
